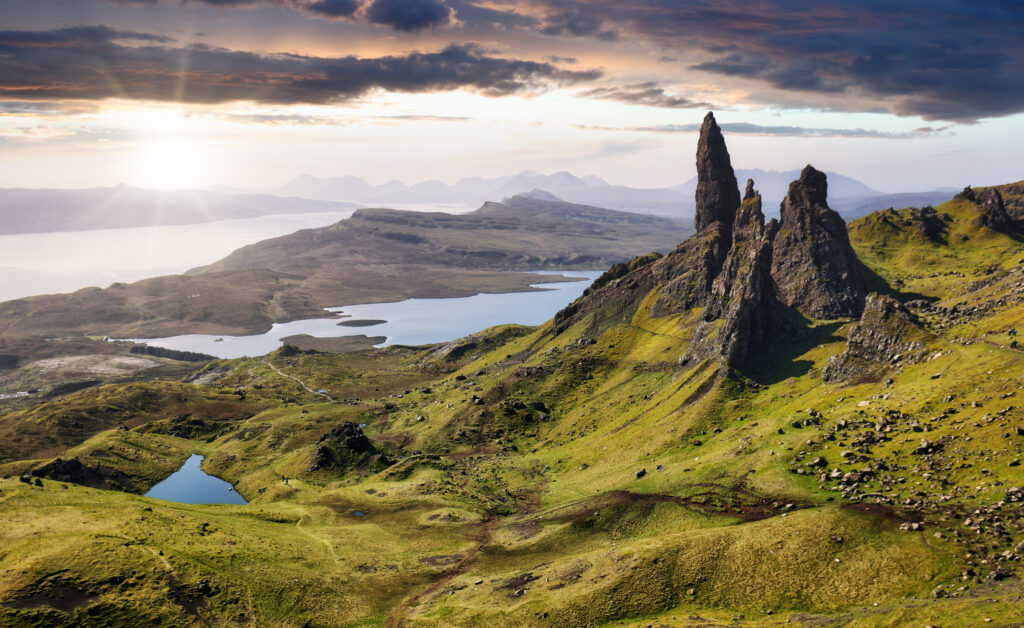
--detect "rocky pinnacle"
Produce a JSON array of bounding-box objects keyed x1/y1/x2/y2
[
  {"x1": 694, "y1": 112, "x2": 741, "y2": 232},
  {"x1": 770, "y1": 165, "x2": 868, "y2": 319}
]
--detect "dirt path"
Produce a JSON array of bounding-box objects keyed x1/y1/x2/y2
[
  {"x1": 295, "y1": 515, "x2": 340, "y2": 563},
  {"x1": 262, "y1": 360, "x2": 336, "y2": 402},
  {"x1": 981, "y1": 338, "x2": 1024, "y2": 354},
  {"x1": 385, "y1": 520, "x2": 495, "y2": 628}
]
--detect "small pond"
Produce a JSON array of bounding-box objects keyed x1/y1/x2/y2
[{"x1": 144, "y1": 454, "x2": 247, "y2": 505}]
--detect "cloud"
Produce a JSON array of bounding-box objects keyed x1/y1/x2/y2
[
  {"x1": 0, "y1": 101, "x2": 99, "y2": 116},
  {"x1": 544, "y1": 55, "x2": 578, "y2": 64},
  {"x1": 538, "y1": 4, "x2": 617, "y2": 41},
  {"x1": 577, "y1": 121, "x2": 952, "y2": 139},
  {"x1": 304, "y1": 0, "x2": 360, "y2": 18},
  {"x1": 0, "y1": 27, "x2": 601, "y2": 105},
  {"x1": 515, "y1": 0, "x2": 1024, "y2": 122},
  {"x1": 579, "y1": 82, "x2": 706, "y2": 108},
  {"x1": 99, "y1": 0, "x2": 1024, "y2": 122},
  {"x1": 365, "y1": 0, "x2": 451, "y2": 32},
  {"x1": 447, "y1": 0, "x2": 539, "y2": 29}
]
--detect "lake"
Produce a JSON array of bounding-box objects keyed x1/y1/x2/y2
[
  {"x1": 0, "y1": 210, "x2": 353, "y2": 302},
  {"x1": 144, "y1": 454, "x2": 248, "y2": 505},
  {"x1": 131, "y1": 270, "x2": 602, "y2": 359}
]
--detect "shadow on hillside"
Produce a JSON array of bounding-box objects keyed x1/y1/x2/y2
[
  {"x1": 742, "y1": 311, "x2": 846, "y2": 386},
  {"x1": 862, "y1": 259, "x2": 936, "y2": 303}
]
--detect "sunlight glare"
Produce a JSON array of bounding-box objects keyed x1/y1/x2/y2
[{"x1": 132, "y1": 137, "x2": 208, "y2": 190}]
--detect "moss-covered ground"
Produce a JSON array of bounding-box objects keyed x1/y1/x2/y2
[{"x1": 2, "y1": 190, "x2": 1024, "y2": 626}]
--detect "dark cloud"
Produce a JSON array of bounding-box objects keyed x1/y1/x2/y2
[
  {"x1": 579, "y1": 82, "x2": 705, "y2": 109},
  {"x1": 539, "y1": 4, "x2": 617, "y2": 41},
  {"x1": 304, "y1": 0, "x2": 360, "y2": 18},
  {"x1": 365, "y1": 0, "x2": 451, "y2": 32},
  {"x1": 0, "y1": 27, "x2": 601, "y2": 104},
  {"x1": 577, "y1": 121, "x2": 950, "y2": 139},
  {"x1": 446, "y1": 0, "x2": 539, "y2": 29},
  {"x1": 544, "y1": 55, "x2": 578, "y2": 64},
  {"x1": 521, "y1": 0, "x2": 1024, "y2": 122},
  {"x1": 98, "y1": 0, "x2": 1024, "y2": 121},
  {"x1": 657, "y1": 56, "x2": 677, "y2": 63}
]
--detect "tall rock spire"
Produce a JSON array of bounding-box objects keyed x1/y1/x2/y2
[
  {"x1": 694, "y1": 112, "x2": 741, "y2": 232},
  {"x1": 683, "y1": 182, "x2": 776, "y2": 367},
  {"x1": 770, "y1": 165, "x2": 868, "y2": 319}
]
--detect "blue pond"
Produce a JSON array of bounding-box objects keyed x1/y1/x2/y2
[{"x1": 144, "y1": 454, "x2": 247, "y2": 505}]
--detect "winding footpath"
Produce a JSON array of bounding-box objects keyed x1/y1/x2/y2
[{"x1": 262, "y1": 360, "x2": 336, "y2": 402}]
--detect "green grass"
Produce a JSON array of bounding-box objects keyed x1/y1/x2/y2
[{"x1": 2, "y1": 194, "x2": 1024, "y2": 625}]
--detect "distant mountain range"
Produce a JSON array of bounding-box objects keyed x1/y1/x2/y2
[
  {"x1": 0, "y1": 185, "x2": 357, "y2": 235},
  {"x1": 0, "y1": 173, "x2": 958, "y2": 237},
  {"x1": 278, "y1": 170, "x2": 957, "y2": 221}
]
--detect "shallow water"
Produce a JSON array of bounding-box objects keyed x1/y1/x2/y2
[
  {"x1": 144, "y1": 454, "x2": 247, "y2": 505},
  {"x1": 131, "y1": 270, "x2": 601, "y2": 359}
]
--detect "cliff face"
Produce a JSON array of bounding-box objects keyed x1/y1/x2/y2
[
  {"x1": 770, "y1": 165, "x2": 869, "y2": 319},
  {"x1": 552, "y1": 112, "x2": 877, "y2": 370},
  {"x1": 683, "y1": 183, "x2": 776, "y2": 366}
]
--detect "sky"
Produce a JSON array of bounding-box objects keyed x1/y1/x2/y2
[{"x1": 1, "y1": 0, "x2": 1023, "y2": 193}]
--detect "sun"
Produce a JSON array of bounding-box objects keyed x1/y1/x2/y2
[{"x1": 132, "y1": 137, "x2": 208, "y2": 190}]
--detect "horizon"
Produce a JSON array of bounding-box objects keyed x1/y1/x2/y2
[
  {"x1": 0, "y1": 165, "x2": 968, "y2": 196},
  {"x1": 2, "y1": 2, "x2": 1023, "y2": 195}
]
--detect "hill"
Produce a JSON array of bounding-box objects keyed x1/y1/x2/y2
[
  {"x1": 0, "y1": 196, "x2": 687, "y2": 341},
  {"x1": 1, "y1": 116, "x2": 1023, "y2": 626}
]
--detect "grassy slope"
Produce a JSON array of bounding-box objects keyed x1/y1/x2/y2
[{"x1": 1, "y1": 191, "x2": 1024, "y2": 626}]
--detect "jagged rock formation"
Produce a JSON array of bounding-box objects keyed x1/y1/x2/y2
[
  {"x1": 694, "y1": 112, "x2": 741, "y2": 231},
  {"x1": 308, "y1": 422, "x2": 388, "y2": 473},
  {"x1": 649, "y1": 223, "x2": 732, "y2": 317},
  {"x1": 770, "y1": 166, "x2": 869, "y2": 319},
  {"x1": 995, "y1": 182, "x2": 1024, "y2": 223},
  {"x1": 822, "y1": 293, "x2": 931, "y2": 383},
  {"x1": 683, "y1": 182, "x2": 776, "y2": 366},
  {"x1": 973, "y1": 188, "x2": 1019, "y2": 234},
  {"x1": 553, "y1": 113, "x2": 875, "y2": 369}
]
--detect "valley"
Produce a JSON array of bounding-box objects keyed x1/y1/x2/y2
[{"x1": 1, "y1": 115, "x2": 1023, "y2": 626}]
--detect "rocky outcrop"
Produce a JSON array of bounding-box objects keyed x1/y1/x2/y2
[
  {"x1": 771, "y1": 165, "x2": 868, "y2": 319},
  {"x1": 694, "y1": 112, "x2": 741, "y2": 232},
  {"x1": 30, "y1": 456, "x2": 134, "y2": 491},
  {"x1": 649, "y1": 222, "x2": 732, "y2": 317},
  {"x1": 973, "y1": 188, "x2": 1019, "y2": 234},
  {"x1": 683, "y1": 184, "x2": 776, "y2": 366},
  {"x1": 308, "y1": 422, "x2": 388, "y2": 473},
  {"x1": 995, "y1": 182, "x2": 1024, "y2": 223},
  {"x1": 822, "y1": 293, "x2": 931, "y2": 383},
  {"x1": 547, "y1": 115, "x2": 877, "y2": 370}
]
